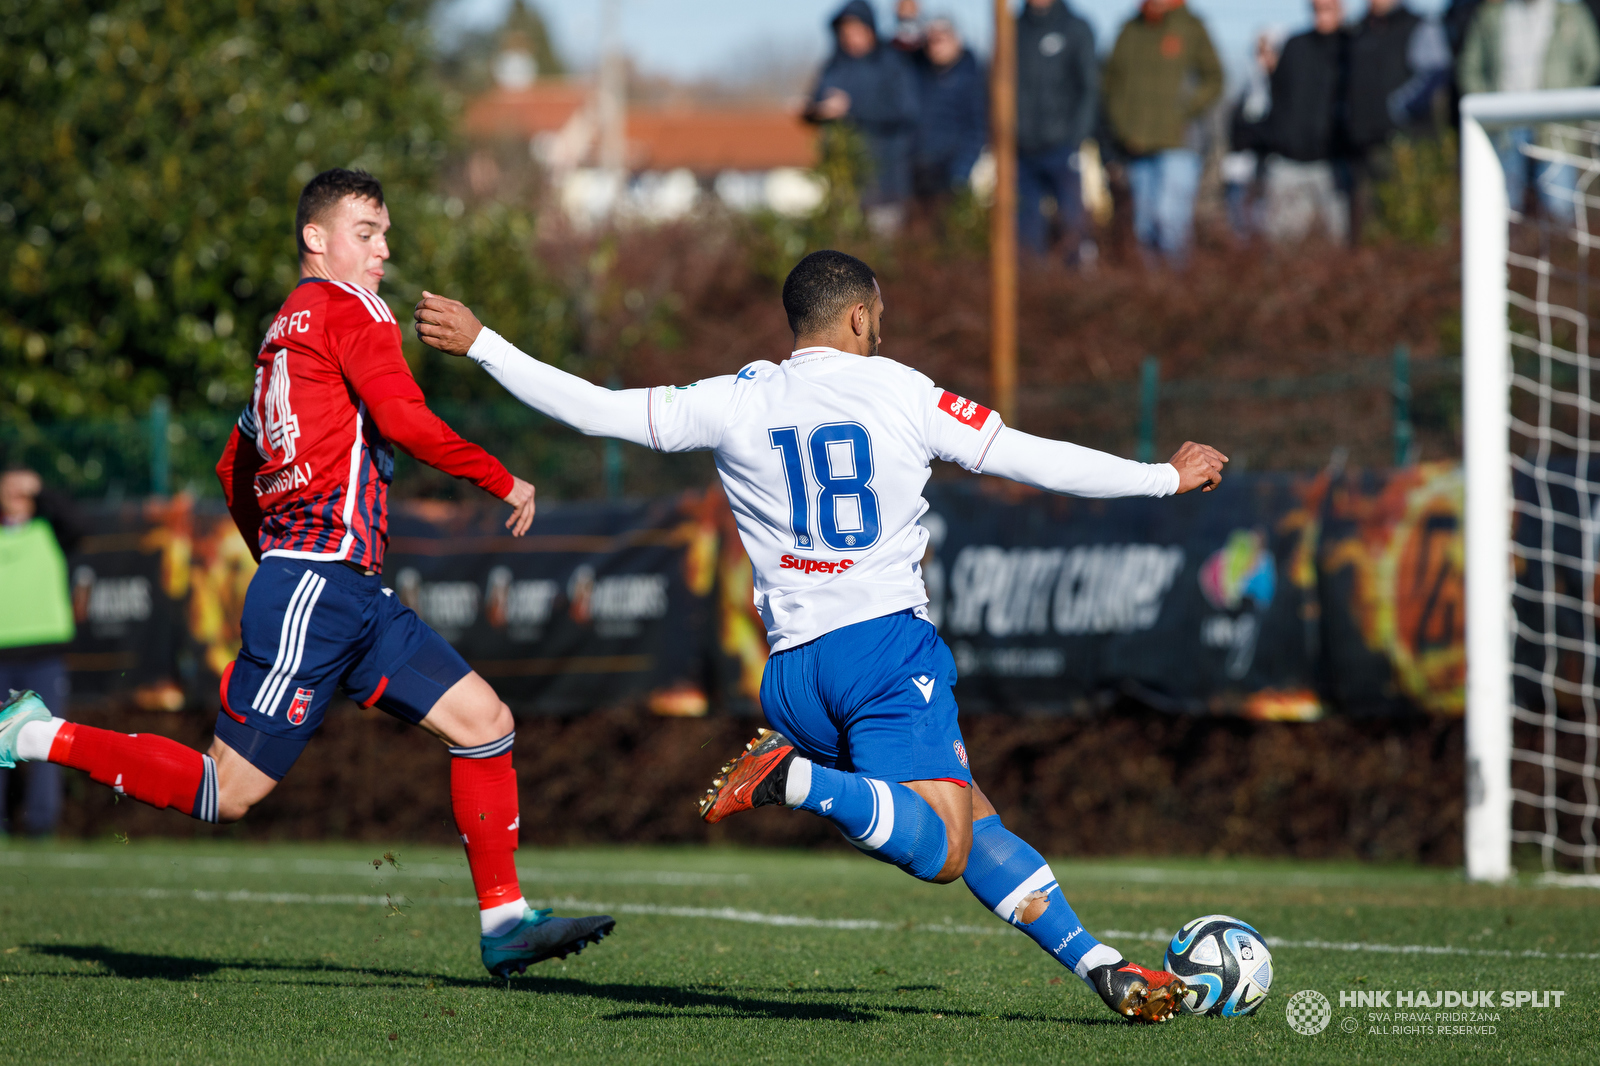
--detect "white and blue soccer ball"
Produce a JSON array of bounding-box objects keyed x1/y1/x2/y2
[{"x1": 1164, "y1": 914, "x2": 1273, "y2": 1017}]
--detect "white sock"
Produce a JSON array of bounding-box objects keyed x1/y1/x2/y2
[
  {"x1": 1075, "y1": 943, "x2": 1124, "y2": 984},
  {"x1": 16, "y1": 718, "x2": 65, "y2": 762},
  {"x1": 480, "y1": 897, "x2": 530, "y2": 938},
  {"x1": 784, "y1": 756, "x2": 813, "y2": 807}
]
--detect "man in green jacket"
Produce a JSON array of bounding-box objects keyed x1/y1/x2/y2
[
  {"x1": 1458, "y1": 0, "x2": 1600, "y2": 219},
  {"x1": 0, "y1": 467, "x2": 82, "y2": 836},
  {"x1": 1102, "y1": 0, "x2": 1223, "y2": 260}
]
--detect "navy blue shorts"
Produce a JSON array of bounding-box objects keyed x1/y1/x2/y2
[
  {"x1": 218, "y1": 558, "x2": 471, "y2": 780},
  {"x1": 760, "y1": 609, "x2": 971, "y2": 784}
]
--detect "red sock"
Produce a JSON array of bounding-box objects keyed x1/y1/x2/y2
[
  {"x1": 450, "y1": 748, "x2": 523, "y2": 911},
  {"x1": 50, "y1": 723, "x2": 217, "y2": 821}
]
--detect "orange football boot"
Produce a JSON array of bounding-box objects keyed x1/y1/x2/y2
[{"x1": 698, "y1": 728, "x2": 796, "y2": 824}]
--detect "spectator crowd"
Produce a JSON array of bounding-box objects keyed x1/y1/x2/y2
[{"x1": 803, "y1": 0, "x2": 1600, "y2": 262}]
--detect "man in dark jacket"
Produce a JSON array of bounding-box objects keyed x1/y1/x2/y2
[
  {"x1": 0, "y1": 467, "x2": 82, "y2": 836},
  {"x1": 1015, "y1": 0, "x2": 1097, "y2": 260},
  {"x1": 1255, "y1": 0, "x2": 1354, "y2": 242},
  {"x1": 807, "y1": 0, "x2": 921, "y2": 234},
  {"x1": 1345, "y1": 0, "x2": 1452, "y2": 236},
  {"x1": 912, "y1": 18, "x2": 987, "y2": 202},
  {"x1": 1347, "y1": 0, "x2": 1450, "y2": 154}
]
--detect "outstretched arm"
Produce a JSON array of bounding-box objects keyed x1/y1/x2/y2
[
  {"x1": 978, "y1": 428, "x2": 1226, "y2": 497},
  {"x1": 466, "y1": 328, "x2": 656, "y2": 446},
  {"x1": 415, "y1": 293, "x2": 728, "y2": 452},
  {"x1": 929, "y1": 385, "x2": 1226, "y2": 497}
]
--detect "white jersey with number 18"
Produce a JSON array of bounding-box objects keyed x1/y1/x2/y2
[
  {"x1": 468, "y1": 332, "x2": 1181, "y2": 652},
  {"x1": 644, "y1": 346, "x2": 1001, "y2": 651}
]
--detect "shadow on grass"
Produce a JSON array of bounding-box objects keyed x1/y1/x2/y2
[{"x1": 22, "y1": 944, "x2": 1123, "y2": 1025}]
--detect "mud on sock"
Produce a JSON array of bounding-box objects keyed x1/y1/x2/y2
[{"x1": 962, "y1": 815, "x2": 1119, "y2": 982}]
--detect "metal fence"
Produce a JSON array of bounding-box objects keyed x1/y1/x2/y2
[{"x1": 4, "y1": 352, "x2": 1461, "y2": 498}]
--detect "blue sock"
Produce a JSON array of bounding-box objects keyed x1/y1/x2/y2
[
  {"x1": 962, "y1": 815, "x2": 1121, "y2": 983},
  {"x1": 785, "y1": 758, "x2": 950, "y2": 881}
]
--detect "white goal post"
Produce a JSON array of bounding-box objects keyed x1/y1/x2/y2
[{"x1": 1462, "y1": 89, "x2": 1600, "y2": 884}]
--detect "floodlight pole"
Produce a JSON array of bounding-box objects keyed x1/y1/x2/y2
[{"x1": 990, "y1": 0, "x2": 1017, "y2": 426}]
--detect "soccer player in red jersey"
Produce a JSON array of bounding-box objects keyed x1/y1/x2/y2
[{"x1": 0, "y1": 169, "x2": 613, "y2": 976}]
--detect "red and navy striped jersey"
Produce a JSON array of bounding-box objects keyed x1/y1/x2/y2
[{"x1": 216, "y1": 278, "x2": 513, "y2": 572}]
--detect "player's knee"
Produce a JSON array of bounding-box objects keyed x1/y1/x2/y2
[
  {"x1": 483, "y1": 699, "x2": 513, "y2": 738},
  {"x1": 215, "y1": 791, "x2": 254, "y2": 823},
  {"x1": 214, "y1": 773, "x2": 274, "y2": 823},
  {"x1": 930, "y1": 826, "x2": 971, "y2": 883}
]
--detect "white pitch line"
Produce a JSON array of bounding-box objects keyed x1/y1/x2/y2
[
  {"x1": 88, "y1": 887, "x2": 999, "y2": 935},
  {"x1": 79, "y1": 889, "x2": 1600, "y2": 961},
  {"x1": 12, "y1": 851, "x2": 1596, "y2": 891},
  {"x1": 0, "y1": 851, "x2": 749, "y2": 887}
]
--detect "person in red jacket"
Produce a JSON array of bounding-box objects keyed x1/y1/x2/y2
[{"x1": 0, "y1": 169, "x2": 613, "y2": 976}]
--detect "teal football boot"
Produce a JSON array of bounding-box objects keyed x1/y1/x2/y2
[
  {"x1": 481, "y1": 907, "x2": 616, "y2": 977},
  {"x1": 0, "y1": 690, "x2": 52, "y2": 769}
]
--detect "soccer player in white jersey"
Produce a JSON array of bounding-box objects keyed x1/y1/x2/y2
[{"x1": 414, "y1": 250, "x2": 1228, "y2": 1023}]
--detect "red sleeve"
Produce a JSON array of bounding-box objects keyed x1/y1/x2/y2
[
  {"x1": 216, "y1": 425, "x2": 264, "y2": 563},
  {"x1": 340, "y1": 321, "x2": 515, "y2": 499}
]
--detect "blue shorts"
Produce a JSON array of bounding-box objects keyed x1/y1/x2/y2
[
  {"x1": 760, "y1": 610, "x2": 971, "y2": 784},
  {"x1": 218, "y1": 558, "x2": 471, "y2": 780}
]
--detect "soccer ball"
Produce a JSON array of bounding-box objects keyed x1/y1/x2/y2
[{"x1": 1164, "y1": 914, "x2": 1273, "y2": 1017}]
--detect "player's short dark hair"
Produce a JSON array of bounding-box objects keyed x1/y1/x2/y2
[
  {"x1": 295, "y1": 168, "x2": 385, "y2": 256},
  {"x1": 782, "y1": 250, "x2": 878, "y2": 336}
]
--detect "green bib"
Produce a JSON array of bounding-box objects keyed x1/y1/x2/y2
[{"x1": 0, "y1": 518, "x2": 75, "y2": 649}]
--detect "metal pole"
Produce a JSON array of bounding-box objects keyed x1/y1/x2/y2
[
  {"x1": 1392, "y1": 343, "x2": 1413, "y2": 467},
  {"x1": 598, "y1": 0, "x2": 627, "y2": 175},
  {"x1": 1137, "y1": 356, "x2": 1160, "y2": 462},
  {"x1": 989, "y1": 0, "x2": 1017, "y2": 426},
  {"x1": 1461, "y1": 104, "x2": 1513, "y2": 883},
  {"x1": 148, "y1": 395, "x2": 171, "y2": 497}
]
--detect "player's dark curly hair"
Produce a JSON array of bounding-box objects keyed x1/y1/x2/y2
[
  {"x1": 782, "y1": 250, "x2": 878, "y2": 337},
  {"x1": 295, "y1": 168, "x2": 385, "y2": 256}
]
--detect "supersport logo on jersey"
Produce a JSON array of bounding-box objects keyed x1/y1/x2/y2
[
  {"x1": 938, "y1": 390, "x2": 991, "y2": 429},
  {"x1": 779, "y1": 555, "x2": 855, "y2": 575}
]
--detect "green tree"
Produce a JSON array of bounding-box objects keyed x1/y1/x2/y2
[{"x1": 0, "y1": 0, "x2": 573, "y2": 493}]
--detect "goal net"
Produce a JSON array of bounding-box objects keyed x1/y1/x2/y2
[{"x1": 1463, "y1": 89, "x2": 1600, "y2": 884}]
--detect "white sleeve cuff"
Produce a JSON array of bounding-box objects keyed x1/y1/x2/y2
[{"x1": 467, "y1": 326, "x2": 510, "y2": 371}]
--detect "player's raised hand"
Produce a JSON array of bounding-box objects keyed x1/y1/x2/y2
[
  {"x1": 1169, "y1": 441, "x2": 1228, "y2": 494},
  {"x1": 502, "y1": 475, "x2": 537, "y2": 536},
  {"x1": 414, "y1": 291, "x2": 483, "y2": 356}
]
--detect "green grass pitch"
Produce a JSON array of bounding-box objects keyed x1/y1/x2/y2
[{"x1": 1, "y1": 839, "x2": 1596, "y2": 1064}]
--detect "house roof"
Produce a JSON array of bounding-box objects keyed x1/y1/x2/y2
[
  {"x1": 462, "y1": 81, "x2": 818, "y2": 173},
  {"x1": 462, "y1": 83, "x2": 590, "y2": 139},
  {"x1": 628, "y1": 109, "x2": 816, "y2": 172}
]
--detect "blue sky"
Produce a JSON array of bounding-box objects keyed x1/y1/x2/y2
[{"x1": 434, "y1": 0, "x2": 1450, "y2": 85}]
